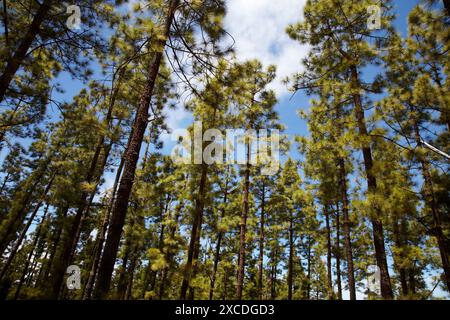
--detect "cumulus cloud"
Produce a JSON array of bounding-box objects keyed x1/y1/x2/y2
[{"x1": 224, "y1": 0, "x2": 309, "y2": 96}]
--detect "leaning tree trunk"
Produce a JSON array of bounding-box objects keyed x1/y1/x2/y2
[
  {"x1": 83, "y1": 150, "x2": 126, "y2": 299},
  {"x1": 52, "y1": 83, "x2": 125, "y2": 299},
  {"x1": 14, "y1": 203, "x2": 50, "y2": 299},
  {"x1": 36, "y1": 206, "x2": 68, "y2": 290},
  {"x1": 93, "y1": 0, "x2": 180, "y2": 299},
  {"x1": 0, "y1": 174, "x2": 54, "y2": 282},
  {"x1": 0, "y1": 155, "x2": 52, "y2": 257},
  {"x1": 351, "y1": 66, "x2": 393, "y2": 299},
  {"x1": 413, "y1": 124, "x2": 450, "y2": 292},
  {"x1": 0, "y1": 0, "x2": 53, "y2": 103}
]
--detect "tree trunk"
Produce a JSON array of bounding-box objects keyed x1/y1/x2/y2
[
  {"x1": 338, "y1": 157, "x2": 356, "y2": 300},
  {"x1": 335, "y1": 203, "x2": 342, "y2": 300},
  {"x1": 0, "y1": 156, "x2": 52, "y2": 257},
  {"x1": 414, "y1": 125, "x2": 450, "y2": 292},
  {"x1": 37, "y1": 206, "x2": 68, "y2": 289},
  {"x1": 351, "y1": 66, "x2": 393, "y2": 299},
  {"x1": 287, "y1": 212, "x2": 294, "y2": 300},
  {"x1": 209, "y1": 179, "x2": 229, "y2": 300},
  {"x1": 14, "y1": 203, "x2": 50, "y2": 299},
  {"x1": 324, "y1": 205, "x2": 333, "y2": 300},
  {"x1": 306, "y1": 236, "x2": 311, "y2": 300},
  {"x1": 236, "y1": 140, "x2": 251, "y2": 299},
  {"x1": 93, "y1": 0, "x2": 180, "y2": 299},
  {"x1": 83, "y1": 151, "x2": 125, "y2": 300},
  {"x1": 159, "y1": 199, "x2": 184, "y2": 299},
  {"x1": 270, "y1": 247, "x2": 278, "y2": 299},
  {"x1": 116, "y1": 220, "x2": 133, "y2": 300},
  {"x1": 257, "y1": 183, "x2": 265, "y2": 300},
  {"x1": 0, "y1": 174, "x2": 54, "y2": 282},
  {"x1": 53, "y1": 91, "x2": 124, "y2": 299},
  {"x1": 0, "y1": 0, "x2": 53, "y2": 103},
  {"x1": 392, "y1": 218, "x2": 408, "y2": 297},
  {"x1": 180, "y1": 164, "x2": 208, "y2": 299}
]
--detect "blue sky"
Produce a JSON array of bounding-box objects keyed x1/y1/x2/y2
[{"x1": 46, "y1": 0, "x2": 423, "y2": 160}]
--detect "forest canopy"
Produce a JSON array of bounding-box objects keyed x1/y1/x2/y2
[{"x1": 0, "y1": 0, "x2": 449, "y2": 301}]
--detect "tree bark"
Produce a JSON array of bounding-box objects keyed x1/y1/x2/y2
[
  {"x1": 351, "y1": 66, "x2": 393, "y2": 299},
  {"x1": 180, "y1": 163, "x2": 208, "y2": 299},
  {"x1": 392, "y1": 217, "x2": 408, "y2": 297},
  {"x1": 209, "y1": 179, "x2": 229, "y2": 300},
  {"x1": 414, "y1": 124, "x2": 450, "y2": 292},
  {"x1": 14, "y1": 203, "x2": 50, "y2": 299},
  {"x1": 83, "y1": 151, "x2": 126, "y2": 300},
  {"x1": 287, "y1": 212, "x2": 294, "y2": 300},
  {"x1": 236, "y1": 140, "x2": 251, "y2": 300},
  {"x1": 257, "y1": 183, "x2": 265, "y2": 300},
  {"x1": 335, "y1": 203, "x2": 342, "y2": 300},
  {"x1": 93, "y1": 0, "x2": 180, "y2": 299},
  {"x1": 324, "y1": 205, "x2": 333, "y2": 300},
  {"x1": 338, "y1": 157, "x2": 356, "y2": 300},
  {"x1": 0, "y1": 174, "x2": 54, "y2": 282}
]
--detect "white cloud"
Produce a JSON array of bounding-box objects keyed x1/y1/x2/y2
[
  {"x1": 224, "y1": 0, "x2": 309, "y2": 96},
  {"x1": 159, "y1": 106, "x2": 192, "y2": 145}
]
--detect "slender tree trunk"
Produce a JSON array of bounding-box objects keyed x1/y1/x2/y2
[
  {"x1": 0, "y1": 174, "x2": 54, "y2": 282},
  {"x1": 125, "y1": 255, "x2": 137, "y2": 300},
  {"x1": 66, "y1": 70, "x2": 125, "y2": 269},
  {"x1": 408, "y1": 263, "x2": 417, "y2": 295},
  {"x1": 270, "y1": 247, "x2": 278, "y2": 299},
  {"x1": 335, "y1": 203, "x2": 342, "y2": 300},
  {"x1": 392, "y1": 218, "x2": 408, "y2": 297},
  {"x1": 414, "y1": 125, "x2": 450, "y2": 292},
  {"x1": 209, "y1": 180, "x2": 228, "y2": 300},
  {"x1": 37, "y1": 206, "x2": 68, "y2": 289},
  {"x1": 287, "y1": 212, "x2": 294, "y2": 300},
  {"x1": 14, "y1": 203, "x2": 50, "y2": 299},
  {"x1": 159, "y1": 199, "x2": 184, "y2": 300},
  {"x1": 116, "y1": 219, "x2": 134, "y2": 300},
  {"x1": 93, "y1": 0, "x2": 180, "y2": 299},
  {"x1": 306, "y1": 236, "x2": 311, "y2": 300},
  {"x1": 0, "y1": 0, "x2": 53, "y2": 103},
  {"x1": 338, "y1": 157, "x2": 356, "y2": 300},
  {"x1": 257, "y1": 183, "x2": 265, "y2": 300},
  {"x1": 141, "y1": 196, "x2": 170, "y2": 298},
  {"x1": 324, "y1": 205, "x2": 333, "y2": 300},
  {"x1": 351, "y1": 66, "x2": 393, "y2": 299},
  {"x1": 53, "y1": 119, "x2": 121, "y2": 299},
  {"x1": 83, "y1": 150, "x2": 125, "y2": 300},
  {"x1": 0, "y1": 156, "x2": 52, "y2": 257},
  {"x1": 180, "y1": 164, "x2": 208, "y2": 299},
  {"x1": 236, "y1": 140, "x2": 251, "y2": 299}
]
